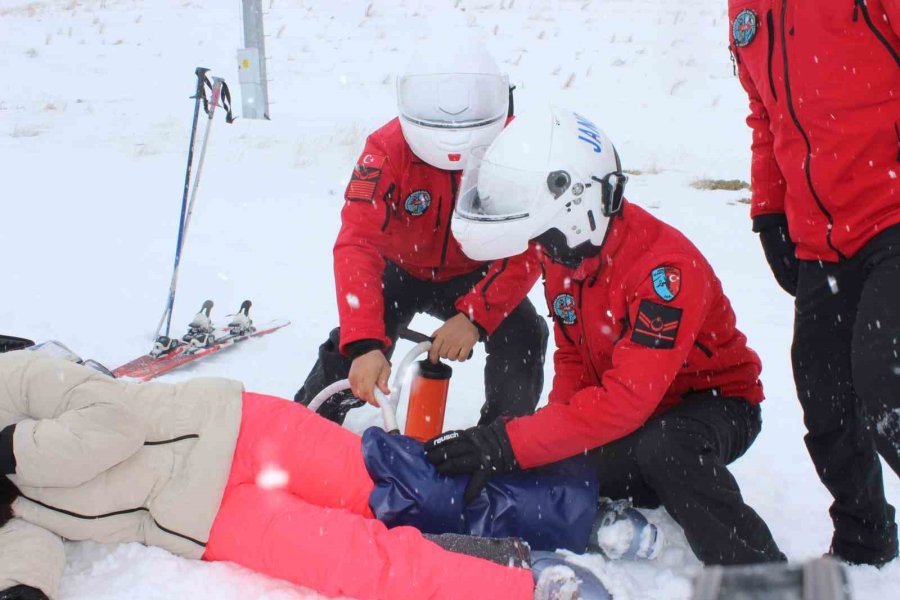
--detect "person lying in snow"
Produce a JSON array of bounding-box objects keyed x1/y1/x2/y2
[{"x1": 0, "y1": 350, "x2": 617, "y2": 600}]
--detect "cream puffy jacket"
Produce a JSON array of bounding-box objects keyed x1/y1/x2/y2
[{"x1": 0, "y1": 351, "x2": 244, "y2": 599}]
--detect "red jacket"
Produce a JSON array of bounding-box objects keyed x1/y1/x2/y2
[
  {"x1": 729, "y1": 0, "x2": 900, "y2": 261},
  {"x1": 333, "y1": 118, "x2": 540, "y2": 353},
  {"x1": 506, "y1": 202, "x2": 764, "y2": 469}
]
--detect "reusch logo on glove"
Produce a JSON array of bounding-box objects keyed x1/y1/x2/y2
[{"x1": 432, "y1": 431, "x2": 459, "y2": 445}]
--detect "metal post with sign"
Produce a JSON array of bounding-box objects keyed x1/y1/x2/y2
[{"x1": 238, "y1": 0, "x2": 270, "y2": 120}]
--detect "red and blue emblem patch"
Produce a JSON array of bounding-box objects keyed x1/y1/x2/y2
[
  {"x1": 732, "y1": 9, "x2": 758, "y2": 48},
  {"x1": 553, "y1": 293, "x2": 577, "y2": 325},
  {"x1": 404, "y1": 190, "x2": 431, "y2": 216},
  {"x1": 651, "y1": 266, "x2": 681, "y2": 302},
  {"x1": 631, "y1": 300, "x2": 682, "y2": 349}
]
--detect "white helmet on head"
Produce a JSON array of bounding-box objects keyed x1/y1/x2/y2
[
  {"x1": 451, "y1": 106, "x2": 627, "y2": 265},
  {"x1": 397, "y1": 35, "x2": 509, "y2": 171}
]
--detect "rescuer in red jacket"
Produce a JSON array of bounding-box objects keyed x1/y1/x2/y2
[
  {"x1": 729, "y1": 0, "x2": 900, "y2": 566},
  {"x1": 295, "y1": 37, "x2": 548, "y2": 426},
  {"x1": 426, "y1": 107, "x2": 785, "y2": 566}
]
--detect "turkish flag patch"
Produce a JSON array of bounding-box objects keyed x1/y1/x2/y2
[
  {"x1": 651, "y1": 266, "x2": 681, "y2": 302},
  {"x1": 631, "y1": 299, "x2": 682, "y2": 349},
  {"x1": 346, "y1": 154, "x2": 386, "y2": 201}
]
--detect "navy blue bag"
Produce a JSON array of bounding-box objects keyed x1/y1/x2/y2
[{"x1": 362, "y1": 427, "x2": 599, "y2": 552}]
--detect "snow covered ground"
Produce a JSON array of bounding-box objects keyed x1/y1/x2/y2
[{"x1": 1, "y1": 0, "x2": 898, "y2": 598}]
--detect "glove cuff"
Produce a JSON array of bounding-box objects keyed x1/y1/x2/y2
[
  {"x1": 487, "y1": 419, "x2": 519, "y2": 472},
  {"x1": 346, "y1": 339, "x2": 384, "y2": 359},
  {"x1": 752, "y1": 213, "x2": 789, "y2": 233}
]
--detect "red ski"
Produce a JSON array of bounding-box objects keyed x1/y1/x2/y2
[{"x1": 113, "y1": 300, "x2": 289, "y2": 381}]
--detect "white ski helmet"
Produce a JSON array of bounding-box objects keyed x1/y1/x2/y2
[
  {"x1": 451, "y1": 106, "x2": 627, "y2": 264},
  {"x1": 397, "y1": 36, "x2": 509, "y2": 171}
]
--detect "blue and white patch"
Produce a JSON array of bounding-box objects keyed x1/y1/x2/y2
[
  {"x1": 732, "y1": 9, "x2": 758, "y2": 48},
  {"x1": 553, "y1": 293, "x2": 577, "y2": 326},
  {"x1": 404, "y1": 190, "x2": 431, "y2": 216}
]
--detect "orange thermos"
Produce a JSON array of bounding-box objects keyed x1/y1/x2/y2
[{"x1": 404, "y1": 359, "x2": 452, "y2": 441}]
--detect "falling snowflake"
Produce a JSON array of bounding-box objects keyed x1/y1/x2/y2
[
  {"x1": 256, "y1": 465, "x2": 289, "y2": 490},
  {"x1": 346, "y1": 293, "x2": 360, "y2": 309}
]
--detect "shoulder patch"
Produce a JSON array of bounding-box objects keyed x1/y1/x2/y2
[
  {"x1": 651, "y1": 266, "x2": 681, "y2": 302},
  {"x1": 360, "y1": 153, "x2": 386, "y2": 169},
  {"x1": 553, "y1": 293, "x2": 577, "y2": 325},
  {"x1": 631, "y1": 299, "x2": 682, "y2": 349},
  {"x1": 404, "y1": 190, "x2": 431, "y2": 216},
  {"x1": 732, "y1": 9, "x2": 758, "y2": 48},
  {"x1": 346, "y1": 154, "x2": 386, "y2": 202}
]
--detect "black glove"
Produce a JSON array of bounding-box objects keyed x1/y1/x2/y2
[
  {"x1": 753, "y1": 214, "x2": 798, "y2": 296},
  {"x1": 424, "y1": 419, "x2": 518, "y2": 503},
  {"x1": 0, "y1": 586, "x2": 50, "y2": 600}
]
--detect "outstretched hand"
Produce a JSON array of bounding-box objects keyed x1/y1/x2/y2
[
  {"x1": 424, "y1": 419, "x2": 518, "y2": 503},
  {"x1": 348, "y1": 350, "x2": 391, "y2": 406}
]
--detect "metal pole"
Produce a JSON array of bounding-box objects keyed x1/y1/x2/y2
[
  {"x1": 238, "y1": 0, "x2": 270, "y2": 119},
  {"x1": 152, "y1": 79, "x2": 225, "y2": 349},
  {"x1": 153, "y1": 69, "x2": 210, "y2": 344}
]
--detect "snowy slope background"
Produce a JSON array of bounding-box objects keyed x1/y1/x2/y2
[{"x1": 1, "y1": 0, "x2": 897, "y2": 598}]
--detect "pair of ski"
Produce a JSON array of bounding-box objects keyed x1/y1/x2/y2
[
  {"x1": 112, "y1": 70, "x2": 289, "y2": 381},
  {"x1": 117, "y1": 71, "x2": 291, "y2": 381},
  {"x1": 113, "y1": 300, "x2": 289, "y2": 381}
]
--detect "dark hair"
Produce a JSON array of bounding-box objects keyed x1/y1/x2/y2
[{"x1": 0, "y1": 475, "x2": 20, "y2": 528}]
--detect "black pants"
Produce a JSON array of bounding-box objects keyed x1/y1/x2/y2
[
  {"x1": 297, "y1": 262, "x2": 549, "y2": 425},
  {"x1": 792, "y1": 226, "x2": 900, "y2": 565},
  {"x1": 589, "y1": 394, "x2": 785, "y2": 565}
]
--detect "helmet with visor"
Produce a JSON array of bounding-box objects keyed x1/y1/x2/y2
[
  {"x1": 397, "y1": 36, "x2": 509, "y2": 171},
  {"x1": 451, "y1": 106, "x2": 627, "y2": 265}
]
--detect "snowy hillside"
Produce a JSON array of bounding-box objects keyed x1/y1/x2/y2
[{"x1": 1, "y1": 0, "x2": 897, "y2": 598}]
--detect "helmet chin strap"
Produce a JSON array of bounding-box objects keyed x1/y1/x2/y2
[
  {"x1": 532, "y1": 192, "x2": 623, "y2": 268},
  {"x1": 532, "y1": 229, "x2": 601, "y2": 268}
]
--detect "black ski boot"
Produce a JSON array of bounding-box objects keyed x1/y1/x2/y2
[{"x1": 424, "y1": 534, "x2": 612, "y2": 600}]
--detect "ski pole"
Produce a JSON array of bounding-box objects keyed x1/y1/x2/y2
[
  {"x1": 174, "y1": 75, "x2": 226, "y2": 275},
  {"x1": 152, "y1": 72, "x2": 235, "y2": 348},
  {"x1": 154, "y1": 68, "x2": 211, "y2": 343}
]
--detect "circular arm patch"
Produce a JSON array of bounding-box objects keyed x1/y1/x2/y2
[{"x1": 732, "y1": 9, "x2": 759, "y2": 48}]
